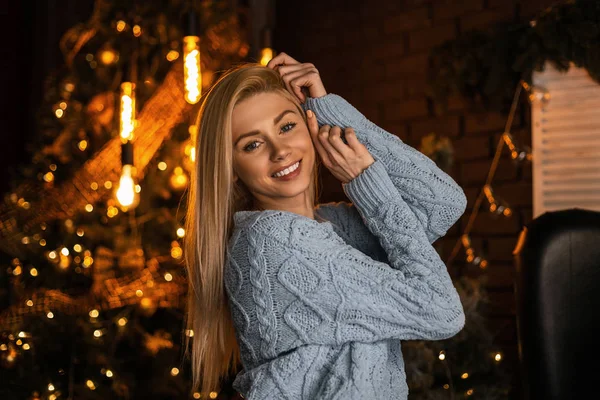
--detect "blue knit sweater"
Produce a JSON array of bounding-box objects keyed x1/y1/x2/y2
[{"x1": 224, "y1": 94, "x2": 467, "y2": 399}]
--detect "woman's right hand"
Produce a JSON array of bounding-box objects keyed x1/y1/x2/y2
[
  {"x1": 266, "y1": 52, "x2": 327, "y2": 103},
  {"x1": 306, "y1": 111, "x2": 375, "y2": 184}
]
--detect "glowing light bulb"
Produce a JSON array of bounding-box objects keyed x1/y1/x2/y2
[
  {"x1": 260, "y1": 47, "x2": 274, "y2": 66},
  {"x1": 116, "y1": 165, "x2": 139, "y2": 209},
  {"x1": 119, "y1": 82, "x2": 136, "y2": 141},
  {"x1": 183, "y1": 36, "x2": 201, "y2": 104}
]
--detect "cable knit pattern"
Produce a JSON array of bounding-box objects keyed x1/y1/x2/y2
[
  {"x1": 223, "y1": 95, "x2": 467, "y2": 399},
  {"x1": 303, "y1": 94, "x2": 467, "y2": 243}
]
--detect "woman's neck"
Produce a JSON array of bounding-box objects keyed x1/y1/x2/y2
[{"x1": 253, "y1": 199, "x2": 316, "y2": 221}]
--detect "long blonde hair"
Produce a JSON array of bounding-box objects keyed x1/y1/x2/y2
[{"x1": 183, "y1": 63, "x2": 320, "y2": 396}]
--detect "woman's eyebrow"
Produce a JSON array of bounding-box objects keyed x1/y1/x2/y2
[{"x1": 234, "y1": 109, "x2": 297, "y2": 146}]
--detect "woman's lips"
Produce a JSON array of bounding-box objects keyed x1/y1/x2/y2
[{"x1": 272, "y1": 160, "x2": 302, "y2": 181}]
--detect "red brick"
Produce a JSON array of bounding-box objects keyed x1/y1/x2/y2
[
  {"x1": 362, "y1": 23, "x2": 381, "y2": 41},
  {"x1": 465, "y1": 111, "x2": 509, "y2": 135},
  {"x1": 461, "y1": 158, "x2": 519, "y2": 186},
  {"x1": 518, "y1": 0, "x2": 559, "y2": 18},
  {"x1": 460, "y1": 8, "x2": 515, "y2": 32},
  {"x1": 340, "y1": 28, "x2": 365, "y2": 47},
  {"x1": 454, "y1": 135, "x2": 491, "y2": 161},
  {"x1": 383, "y1": 7, "x2": 432, "y2": 34},
  {"x1": 492, "y1": 181, "x2": 532, "y2": 208},
  {"x1": 384, "y1": 97, "x2": 429, "y2": 121},
  {"x1": 488, "y1": 0, "x2": 516, "y2": 9},
  {"x1": 356, "y1": 64, "x2": 386, "y2": 85},
  {"x1": 364, "y1": 80, "x2": 405, "y2": 103},
  {"x1": 404, "y1": 76, "x2": 429, "y2": 99},
  {"x1": 309, "y1": 31, "x2": 339, "y2": 51},
  {"x1": 409, "y1": 23, "x2": 456, "y2": 52},
  {"x1": 433, "y1": 0, "x2": 485, "y2": 21},
  {"x1": 410, "y1": 115, "x2": 461, "y2": 142},
  {"x1": 359, "y1": 106, "x2": 380, "y2": 124},
  {"x1": 433, "y1": 94, "x2": 470, "y2": 114},
  {"x1": 377, "y1": 122, "x2": 409, "y2": 140},
  {"x1": 359, "y1": 3, "x2": 385, "y2": 20},
  {"x1": 385, "y1": 53, "x2": 430, "y2": 78},
  {"x1": 370, "y1": 36, "x2": 405, "y2": 60}
]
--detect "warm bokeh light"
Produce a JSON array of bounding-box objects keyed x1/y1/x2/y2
[
  {"x1": 116, "y1": 165, "x2": 139, "y2": 209},
  {"x1": 119, "y1": 82, "x2": 136, "y2": 141},
  {"x1": 166, "y1": 50, "x2": 179, "y2": 62},
  {"x1": 183, "y1": 36, "x2": 201, "y2": 104},
  {"x1": 116, "y1": 20, "x2": 126, "y2": 32},
  {"x1": 43, "y1": 172, "x2": 54, "y2": 182},
  {"x1": 260, "y1": 47, "x2": 274, "y2": 66}
]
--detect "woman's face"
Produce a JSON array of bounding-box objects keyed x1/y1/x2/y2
[{"x1": 231, "y1": 92, "x2": 315, "y2": 209}]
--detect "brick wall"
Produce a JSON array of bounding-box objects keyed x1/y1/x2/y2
[{"x1": 274, "y1": 0, "x2": 558, "y2": 398}]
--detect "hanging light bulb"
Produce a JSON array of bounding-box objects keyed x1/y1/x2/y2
[
  {"x1": 115, "y1": 142, "x2": 140, "y2": 210},
  {"x1": 183, "y1": 10, "x2": 201, "y2": 104},
  {"x1": 461, "y1": 234, "x2": 488, "y2": 269},
  {"x1": 259, "y1": 27, "x2": 274, "y2": 66},
  {"x1": 483, "y1": 184, "x2": 512, "y2": 217},
  {"x1": 116, "y1": 165, "x2": 138, "y2": 208},
  {"x1": 522, "y1": 81, "x2": 550, "y2": 104},
  {"x1": 119, "y1": 80, "x2": 136, "y2": 141},
  {"x1": 502, "y1": 132, "x2": 532, "y2": 163}
]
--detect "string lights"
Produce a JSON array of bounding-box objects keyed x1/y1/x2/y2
[
  {"x1": 447, "y1": 80, "x2": 541, "y2": 266},
  {"x1": 183, "y1": 8, "x2": 201, "y2": 104}
]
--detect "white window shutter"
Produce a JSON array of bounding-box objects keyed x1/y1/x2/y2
[{"x1": 531, "y1": 62, "x2": 600, "y2": 219}]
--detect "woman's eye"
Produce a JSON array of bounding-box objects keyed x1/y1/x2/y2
[
  {"x1": 281, "y1": 122, "x2": 296, "y2": 133},
  {"x1": 243, "y1": 141, "x2": 260, "y2": 152}
]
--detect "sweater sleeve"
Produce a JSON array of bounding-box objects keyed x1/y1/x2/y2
[
  {"x1": 303, "y1": 94, "x2": 467, "y2": 243},
  {"x1": 232, "y1": 166, "x2": 464, "y2": 351}
]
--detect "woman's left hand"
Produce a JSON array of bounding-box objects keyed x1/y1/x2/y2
[
  {"x1": 306, "y1": 110, "x2": 375, "y2": 184},
  {"x1": 266, "y1": 53, "x2": 327, "y2": 103}
]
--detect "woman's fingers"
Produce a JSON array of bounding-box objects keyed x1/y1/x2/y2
[
  {"x1": 266, "y1": 52, "x2": 300, "y2": 70},
  {"x1": 308, "y1": 117, "x2": 333, "y2": 167},
  {"x1": 343, "y1": 128, "x2": 362, "y2": 152},
  {"x1": 327, "y1": 126, "x2": 353, "y2": 159},
  {"x1": 277, "y1": 68, "x2": 308, "y2": 102},
  {"x1": 318, "y1": 125, "x2": 346, "y2": 164},
  {"x1": 277, "y1": 65, "x2": 324, "y2": 102}
]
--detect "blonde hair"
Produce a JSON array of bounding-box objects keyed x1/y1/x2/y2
[{"x1": 183, "y1": 63, "x2": 320, "y2": 396}]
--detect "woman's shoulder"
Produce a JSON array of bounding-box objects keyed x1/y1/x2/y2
[
  {"x1": 233, "y1": 209, "x2": 329, "y2": 231},
  {"x1": 231, "y1": 208, "x2": 343, "y2": 249}
]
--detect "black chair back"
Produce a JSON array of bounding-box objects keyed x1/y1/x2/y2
[{"x1": 513, "y1": 208, "x2": 600, "y2": 399}]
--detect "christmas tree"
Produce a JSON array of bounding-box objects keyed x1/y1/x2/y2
[{"x1": 0, "y1": 0, "x2": 247, "y2": 398}]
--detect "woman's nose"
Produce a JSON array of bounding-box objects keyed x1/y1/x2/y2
[{"x1": 271, "y1": 143, "x2": 291, "y2": 161}]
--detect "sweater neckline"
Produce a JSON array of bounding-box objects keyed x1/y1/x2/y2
[{"x1": 233, "y1": 208, "x2": 332, "y2": 229}]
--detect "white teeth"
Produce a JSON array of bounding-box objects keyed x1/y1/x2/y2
[{"x1": 273, "y1": 161, "x2": 300, "y2": 177}]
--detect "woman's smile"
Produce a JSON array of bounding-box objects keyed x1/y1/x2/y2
[{"x1": 272, "y1": 159, "x2": 302, "y2": 180}]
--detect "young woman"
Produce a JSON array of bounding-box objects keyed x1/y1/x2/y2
[{"x1": 184, "y1": 53, "x2": 467, "y2": 399}]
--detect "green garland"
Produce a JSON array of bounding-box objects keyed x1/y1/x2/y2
[{"x1": 427, "y1": 0, "x2": 600, "y2": 112}]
